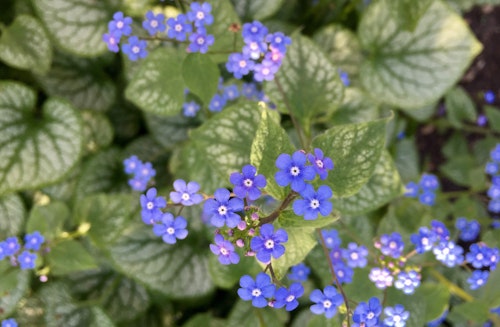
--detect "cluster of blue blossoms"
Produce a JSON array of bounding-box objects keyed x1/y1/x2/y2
[
  {"x1": 103, "y1": 2, "x2": 214, "y2": 60},
  {"x1": 485, "y1": 144, "x2": 500, "y2": 214},
  {"x1": 1, "y1": 319, "x2": 17, "y2": 327},
  {"x1": 404, "y1": 173, "x2": 439, "y2": 206},
  {"x1": 0, "y1": 231, "x2": 44, "y2": 270},
  {"x1": 226, "y1": 21, "x2": 291, "y2": 82},
  {"x1": 123, "y1": 155, "x2": 156, "y2": 192}
]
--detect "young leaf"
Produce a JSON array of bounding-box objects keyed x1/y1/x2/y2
[
  {"x1": 208, "y1": 255, "x2": 261, "y2": 290},
  {"x1": 0, "y1": 193, "x2": 26, "y2": 239},
  {"x1": 46, "y1": 240, "x2": 98, "y2": 276},
  {"x1": 444, "y1": 86, "x2": 477, "y2": 127},
  {"x1": 277, "y1": 210, "x2": 338, "y2": 229},
  {"x1": 227, "y1": 300, "x2": 287, "y2": 327},
  {"x1": 485, "y1": 105, "x2": 500, "y2": 132},
  {"x1": 182, "y1": 53, "x2": 220, "y2": 105}
]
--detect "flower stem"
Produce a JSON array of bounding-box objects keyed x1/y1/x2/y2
[
  {"x1": 258, "y1": 191, "x2": 298, "y2": 226},
  {"x1": 429, "y1": 268, "x2": 473, "y2": 302}
]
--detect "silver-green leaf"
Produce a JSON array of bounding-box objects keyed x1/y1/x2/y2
[{"x1": 0, "y1": 193, "x2": 26, "y2": 239}]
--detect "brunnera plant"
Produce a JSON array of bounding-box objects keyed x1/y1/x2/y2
[{"x1": 0, "y1": 0, "x2": 500, "y2": 326}]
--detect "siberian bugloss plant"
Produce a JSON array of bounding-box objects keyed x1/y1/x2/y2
[{"x1": 1, "y1": 0, "x2": 500, "y2": 326}]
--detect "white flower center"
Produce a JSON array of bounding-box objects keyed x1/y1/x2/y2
[
  {"x1": 477, "y1": 253, "x2": 484, "y2": 260},
  {"x1": 147, "y1": 201, "x2": 154, "y2": 210},
  {"x1": 150, "y1": 20, "x2": 158, "y2": 28},
  {"x1": 290, "y1": 166, "x2": 300, "y2": 176},
  {"x1": 181, "y1": 193, "x2": 190, "y2": 201},
  {"x1": 239, "y1": 60, "x2": 247, "y2": 68},
  {"x1": 217, "y1": 205, "x2": 227, "y2": 216},
  {"x1": 197, "y1": 37, "x2": 205, "y2": 45},
  {"x1": 310, "y1": 199, "x2": 320, "y2": 209},
  {"x1": 252, "y1": 288, "x2": 261, "y2": 297},
  {"x1": 389, "y1": 241, "x2": 397, "y2": 249},
  {"x1": 244, "y1": 179, "x2": 253, "y2": 187},
  {"x1": 286, "y1": 295, "x2": 295, "y2": 302},
  {"x1": 117, "y1": 21, "x2": 124, "y2": 28},
  {"x1": 265, "y1": 239, "x2": 275, "y2": 249},
  {"x1": 315, "y1": 159, "x2": 324, "y2": 168},
  {"x1": 478, "y1": 279, "x2": 484, "y2": 285},
  {"x1": 422, "y1": 237, "x2": 429, "y2": 245},
  {"x1": 220, "y1": 247, "x2": 228, "y2": 255},
  {"x1": 338, "y1": 270, "x2": 344, "y2": 277},
  {"x1": 251, "y1": 26, "x2": 258, "y2": 33},
  {"x1": 262, "y1": 68, "x2": 270, "y2": 75},
  {"x1": 393, "y1": 316, "x2": 401, "y2": 322},
  {"x1": 275, "y1": 37, "x2": 282, "y2": 43},
  {"x1": 367, "y1": 312, "x2": 375, "y2": 319},
  {"x1": 323, "y1": 300, "x2": 332, "y2": 309},
  {"x1": 166, "y1": 227, "x2": 175, "y2": 235},
  {"x1": 442, "y1": 248, "x2": 450, "y2": 255},
  {"x1": 196, "y1": 11, "x2": 205, "y2": 20},
  {"x1": 351, "y1": 252, "x2": 359, "y2": 260},
  {"x1": 175, "y1": 24, "x2": 182, "y2": 32}
]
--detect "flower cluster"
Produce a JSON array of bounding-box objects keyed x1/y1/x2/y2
[
  {"x1": 455, "y1": 217, "x2": 480, "y2": 242},
  {"x1": 226, "y1": 21, "x2": 291, "y2": 82},
  {"x1": 485, "y1": 144, "x2": 500, "y2": 213},
  {"x1": 0, "y1": 231, "x2": 45, "y2": 270},
  {"x1": 404, "y1": 173, "x2": 439, "y2": 206},
  {"x1": 123, "y1": 155, "x2": 156, "y2": 192}
]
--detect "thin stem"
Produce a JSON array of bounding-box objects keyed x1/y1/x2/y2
[
  {"x1": 429, "y1": 269, "x2": 473, "y2": 302},
  {"x1": 258, "y1": 191, "x2": 298, "y2": 226},
  {"x1": 434, "y1": 119, "x2": 500, "y2": 136},
  {"x1": 317, "y1": 229, "x2": 351, "y2": 326}
]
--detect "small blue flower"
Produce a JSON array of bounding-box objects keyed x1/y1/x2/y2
[
  {"x1": 237, "y1": 272, "x2": 275, "y2": 308},
  {"x1": 128, "y1": 176, "x2": 148, "y2": 192},
  {"x1": 136, "y1": 162, "x2": 156, "y2": 182},
  {"x1": 169, "y1": 179, "x2": 203, "y2": 206},
  {"x1": 418, "y1": 191, "x2": 436, "y2": 206},
  {"x1": 491, "y1": 144, "x2": 500, "y2": 162},
  {"x1": 394, "y1": 270, "x2": 421, "y2": 294},
  {"x1": 24, "y1": 231, "x2": 45, "y2": 251},
  {"x1": 266, "y1": 32, "x2": 291, "y2": 53},
  {"x1": 123, "y1": 155, "x2": 142, "y2": 175},
  {"x1": 339, "y1": 70, "x2": 350, "y2": 87},
  {"x1": 288, "y1": 263, "x2": 310, "y2": 282},
  {"x1": 187, "y1": 2, "x2": 213, "y2": 27},
  {"x1": 142, "y1": 11, "x2": 166, "y2": 36},
  {"x1": 333, "y1": 261, "x2": 354, "y2": 284},
  {"x1": 122, "y1": 36, "x2": 148, "y2": 61},
  {"x1": 242, "y1": 21, "x2": 269, "y2": 43},
  {"x1": 0, "y1": 242, "x2": 7, "y2": 260},
  {"x1": 292, "y1": 184, "x2": 333, "y2": 220},
  {"x1": 208, "y1": 93, "x2": 227, "y2": 112},
  {"x1": 188, "y1": 30, "x2": 215, "y2": 54},
  {"x1": 230, "y1": 164, "x2": 266, "y2": 200},
  {"x1": 241, "y1": 82, "x2": 260, "y2": 99},
  {"x1": 489, "y1": 199, "x2": 500, "y2": 213},
  {"x1": 108, "y1": 12, "x2": 133, "y2": 38},
  {"x1": 419, "y1": 173, "x2": 439, "y2": 191},
  {"x1": 307, "y1": 148, "x2": 334, "y2": 180},
  {"x1": 466, "y1": 243, "x2": 499, "y2": 269},
  {"x1": 167, "y1": 14, "x2": 192, "y2": 41},
  {"x1": 210, "y1": 234, "x2": 240, "y2": 265},
  {"x1": 485, "y1": 90, "x2": 496, "y2": 104},
  {"x1": 431, "y1": 220, "x2": 450, "y2": 241},
  {"x1": 1, "y1": 318, "x2": 17, "y2": 327},
  {"x1": 226, "y1": 53, "x2": 255, "y2": 79},
  {"x1": 433, "y1": 241, "x2": 463, "y2": 267},
  {"x1": 309, "y1": 285, "x2": 343, "y2": 318},
  {"x1": 488, "y1": 184, "x2": 500, "y2": 199},
  {"x1": 242, "y1": 40, "x2": 268, "y2": 60},
  {"x1": 321, "y1": 229, "x2": 341, "y2": 249},
  {"x1": 140, "y1": 188, "x2": 166, "y2": 224},
  {"x1": 477, "y1": 114, "x2": 488, "y2": 127},
  {"x1": 250, "y1": 224, "x2": 288, "y2": 263},
  {"x1": 183, "y1": 101, "x2": 200, "y2": 117},
  {"x1": 3, "y1": 237, "x2": 20, "y2": 256},
  {"x1": 253, "y1": 59, "x2": 279, "y2": 82},
  {"x1": 18, "y1": 251, "x2": 37, "y2": 270},
  {"x1": 102, "y1": 33, "x2": 120, "y2": 53},
  {"x1": 410, "y1": 226, "x2": 437, "y2": 253},
  {"x1": 467, "y1": 270, "x2": 489, "y2": 290},
  {"x1": 342, "y1": 242, "x2": 369, "y2": 268},
  {"x1": 384, "y1": 304, "x2": 410, "y2": 327},
  {"x1": 404, "y1": 181, "x2": 419, "y2": 198},
  {"x1": 329, "y1": 246, "x2": 343, "y2": 263},
  {"x1": 377, "y1": 232, "x2": 404, "y2": 258},
  {"x1": 222, "y1": 84, "x2": 239, "y2": 101},
  {"x1": 275, "y1": 151, "x2": 316, "y2": 193},
  {"x1": 369, "y1": 267, "x2": 394, "y2": 289},
  {"x1": 274, "y1": 282, "x2": 304, "y2": 311},
  {"x1": 203, "y1": 188, "x2": 244, "y2": 228},
  {"x1": 152, "y1": 213, "x2": 188, "y2": 244},
  {"x1": 352, "y1": 297, "x2": 382, "y2": 327},
  {"x1": 485, "y1": 162, "x2": 498, "y2": 175},
  {"x1": 455, "y1": 217, "x2": 480, "y2": 242}
]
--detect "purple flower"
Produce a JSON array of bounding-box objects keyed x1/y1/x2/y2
[
  {"x1": 188, "y1": 30, "x2": 215, "y2": 54},
  {"x1": 187, "y1": 2, "x2": 213, "y2": 27},
  {"x1": 384, "y1": 305, "x2": 410, "y2": 327},
  {"x1": 433, "y1": 241, "x2": 464, "y2": 267},
  {"x1": 208, "y1": 93, "x2": 227, "y2": 112},
  {"x1": 103, "y1": 33, "x2": 120, "y2": 53},
  {"x1": 274, "y1": 283, "x2": 304, "y2": 311},
  {"x1": 329, "y1": 246, "x2": 343, "y2": 263},
  {"x1": 142, "y1": 11, "x2": 166, "y2": 35},
  {"x1": 485, "y1": 90, "x2": 496, "y2": 104},
  {"x1": 342, "y1": 242, "x2": 369, "y2": 268},
  {"x1": 455, "y1": 217, "x2": 480, "y2": 242},
  {"x1": 222, "y1": 84, "x2": 239, "y2": 101},
  {"x1": 321, "y1": 229, "x2": 341, "y2": 249},
  {"x1": 242, "y1": 40, "x2": 267, "y2": 60},
  {"x1": 253, "y1": 59, "x2": 279, "y2": 82},
  {"x1": 18, "y1": 251, "x2": 37, "y2": 270},
  {"x1": 250, "y1": 223, "x2": 288, "y2": 263},
  {"x1": 377, "y1": 232, "x2": 404, "y2": 258},
  {"x1": 226, "y1": 53, "x2": 255, "y2": 79},
  {"x1": 3, "y1": 237, "x2": 20, "y2": 256},
  {"x1": 140, "y1": 188, "x2": 166, "y2": 224},
  {"x1": 352, "y1": 297, "x2": 382, "y2": 327},
  {"x1": 152, "y1": 213, "x2": 188, "y2": 244},
  {"x1": 477, "y1": 114, "x2": 488, "y2": 127},
  {"x1": 203, "y1": 188, "x2": 244, "y2": 228},
  {"x1": 183, "y1": 101, "x2": 200, "y2": 117},
  {"x1": 410, "y1": 226, "x2": 437, "y2": 253},
  {"x1": 288, "y1": 263, "x2": 310, "y2": 282},
  {"x1": 333, "y1": 262, "x2": 353, "y2": 284},
  {"x1": 128, "y1": 177, "x2": 148, "y2": 192},
  {"x1": 275, "y1": 151, "x2": 316, "y2": 193},
  {"x1": 293, "y1": 184, "x2": 333, "y2": 220},
  {"x1": 266, "y1": 32, "x2": 291, "y2": 53},
  {"x1": 467, "y1": 270, "x2": 489, "y2": 290},
  {"x1": 309, "y1": 285, "x2": 343, "y2": 318},
  {"x1": 24, "y1": 231, "x2": 45, "y2": 251},
  {"x1": 241, "y1": 82, "x2": 259, "y2": 99},
  {"x1": 169, "y1": 179, "x2": 203, "y2": 206},
  {"x1": 369, "y1": 267, "x2": 393, "y2": 289},
  {"x1": 394, "y1": 270, "x2": 421, "y2": 294},
  {"x1": 167, "y1": 14, "x2": 192, "y2": 41},
  {"x1": 210, "y1": 234, "x2": 240, "y2": 265},
  {"x1": 123, "y1": 155, "x2": 142, "y2": 174},
  {"x1": 122, "y1": 36, "x2": 148, "y2": 61},
  {"x1": 237, "y1": 272, "x2": 275, "y2": 308},
  {"x1": 242, "y1": 21, "x2": 269, "y2": 43},
  {"x1": 230, "y1": 164, "x2": 266, "y2": 200},
  {"x1": 108, "y1": 12, "x2": 133, "y2": 38},
  {"x1": 307, "y1": 148, "x2": 334, "y2": 180}
]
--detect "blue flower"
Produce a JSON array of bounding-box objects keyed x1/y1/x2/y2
[
  {"x1": 491, "y1": 144, "x2": 500, "y2": 162},
  {"x1": 242, "y1": 40, "x2": 268, "y2": 60},
  {"x1": 274, "y1": 283, "x2": 304, "y2": 311},
  {"x1": 102, "y1": 33, "x2": 120, "y2": 53},
  {"x1": 410, "y1": 226, "x2": 437, "y2": 253},
  {"x1": 275, "y1": 151, "x2": 316, "y2": 193},
  {"x1": 404, "y1": 181, "x2": 419, "y2": 197},
  {"x1": 203, "y1": 188, "x2": 244, "y2": 228},
  {"x1": 288, "y1": 263, "x2": 310, "y2": 281},
  {"x1": 123, "y1": 155, "x2": 142, "y2": 174},
  {"x1": 222, "y1": 84, "x2": 239, "y2": 101},
  {"x1": 188, "y1": 30, "x2": 214, "y2": 54},
  {"x1": 369, "y1": 267, "x2": 394, "y2": 289},
  {"x1": 210, "y1": 234, "x2": 240, "y2": 265},
  {"x1": 485, "y1": 162, "x2": 498, "y2": 175},
  {"x1": 266, "y1": 32, "x2": 291, "y2": 53},
  {"x1": 140, "y1": 188, "x2": 166, "y2": 224},
  {"x1": 419, "y1": 173, "x2": 439, "y2": 191},
  {"x1": 230, "y1": 164, "x2": 266, "y2": 200},
  {"x1": 466, "y1": 243, "x2": 499, "y2": 269},
  {"x1": 167, "y1": 14, "x2": 192, "y2": 41},
  {"x1": 488, "y1": 184, "x2": 500, "y2": 199},
  {"x1": 321, "y1": 229, "x2": 341, "y2": 249},
  {"x1": 24, "y1": 231, "x2": 45, "y2": 251},
  {"x1": 477, "y1": 114, "x2": 488, "y2": 127},
  {"x1": 208, "y1": 93, "x2": 227, "y2": 112},
  {"x1": 128, "y1": 177, "x2": 148, "y2": 192},
  {"x1": 489, "y1": 199, "x2": 500, "y2": 213},
  {"x1": 377, "y1": 232, "x2": 404, "y2": 258},
  {"x1": 455, "y1": 217, "x2": 480, "y2": 242},
  {"x1": 384, "y1": 304, "x2": 410, "y2": 327},
  {"x1": 467, "y1": 270, "x2": 489, "y2": 290},
  {"x1": 431, "y1": 220, "x2": 450, "y2": 241},
  {"x1": 152, "y1": 213, "x2": 188, "y2": 244},
  {"x1": 339, "y1": 70, "x2": 350, "y2": 87},
  {"x1": 333, "y1": 262, "x2": 354, "y2": 284},
  {"x1": 418, "y1": 191, "x2": 436, "y2": 206},
  {"x1": 329, "y1": 246, "x2": 343, "y2": 263},
  {"x1": 226, "y1": 53, "x2": 255, "y2": 79},
  {"x1": 169, "y1": 179, "x2": 203, "y2": 206},
  {"x1": 122, "y1": 36, "x2": 148, "y2": 61},
  {"x1": 394, "y1": 270, "x2": 421, "y2": 294},
  {"x1": 293, "y1": 184, "x2": 333, "y2": 220},
  {"x1": 342, "y1": 242, "x2": 369, "y2": 268},
  {"x1": 242, "y1": 21, "x2": 268, "y2": 43},
  {"x1": 1, "y1": 318, "x2": 17, "y2": 327},
  {"x1": 253, "y1": 59, "x2": 279, "y2": 82},
  {"x1": 142, "y1": 11, "x2": 166, "y2": 36},
  {"x1": 250, "y1": 223, "x2": 288, "y2": 263},
  {"x1": 237, "y1": 272, "x2": 275, "y2": 308},
  {"x1": 3, "y1": 237, "x2": 20, "y2": 256},
  {"x1": 108, "y1": 12, "x2": 133, "y2": 38},
  {"x1": 241, "y1": 82, "x2": 259, "y2": 99},
  {"x1": 307, "y1": 148, "x2": 334, "y2": 180},
  {"x1": 187, "y1": 2, "x2": 213, "y2": 27},
  {"x1": 485, "y1": 90, "x2": 496, "y2": 104},
  {"x1": 136, "y1": 162, "x2": 156, "y2": 182},
  {"x1": 352, "y1": 297, "x2": 382, "y2": 327},
  {"x1": 309, "y1": 285, "x2": 343, "y2": 318},
  {"x1": 183, "y1": 101, "x2": 200, "y2": 117},
  {"x1": 433, "y1": 241, "x2": 463, "y2": 267},
  {"x1": 18, "y1": 251, "x2": 37, "y2": 270}
]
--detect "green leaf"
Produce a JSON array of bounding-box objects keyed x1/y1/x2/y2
[
  {"x1": 125, "y1": 48, "x2": 186, "y2": 116},
  {"x1": 479, "y1": 266, "x2": 500, "y2": 306},
  {"x1": 74, "y1": 194, "x2": 138, "y2": 248},
  {"x1": 440, "y1": 155, "x2": 485, "y2": 189},
  {"x1": 331, "y1": 88, "x2": 380, "y2": 125},
  {"x1": 145, "y1": 113, "x2": 192, "y2": 150},
  {"x1": 110, "y1": 225, "x2": 215, "y2": 299},
  {"x1": 32, "y1": 0, "x2": 111, "y2": 57},
  {"x1": 358, "y1": 0, "x2": 482, "y2": 109},
  {"x1": 388, "y1": 0, "x2": 433, "y2": 31},
  {"x1": 277, "y1": 210, "x2": 338, "y2": 229},
  {"x1": 312, "y1": 116, "x2": 390, "y2": 197},
  {"x1": 208, "y1": 254, "x2": 261, "y2": 290},
  {"x1": 68, "y1": 269, "x2": 150, "y2": 323},
  {"x1": 227, "y1": 300, "x2": 286, "y2": 327},
  {"x1": 442, "y1": 132, "x2": 469, "y2": 159},
  {"x1": 264, "y1": 34, "x2": 344, "y2": 129},
  {"x1": 394, "y1": 138, "x2": 420, "y2": 182},
  {"x1": 0, "y1": 81, "x2": 83, "y2": 196},
  {"x1": 445, "y1": 86, "x2": 477, "y2": 127},
  {"x1": 82, "y1": 110, "x2": 114, "y2": 154},
  {"x1": 0, "y1": 15, "x2": 52, "y2": 74},
  {"x1": 231, "y1": 0, "x2": 285, "y2": 21},
  {"x1": 0, "y1": 261, "x2": 29, "y2": 320},
  {"x1": 46, "y1": 240, "x2": 98, "y2": 276},
  {"x1": 449, "y1": 300, "x2": 490, "y2": 323},
  {"x1": 182, "y1": 53, "x2": 220, "y2": 105},
  {"x1": 343, "y1": 268, "x2": 383, "y2": 302},
  {"x1": 485, "y1": 105, "x2": 500, "y2": 132},
  {"x1": 36, "y1": 52, "x2": 117, "y2": 112},
  {"x1": 250, "y1": 110, "x2": 294, "y2": 200},
  {"x1": 26, "y1": 201, "x2": 70, "y2": 240},
  {"x1": 0, "y1": 193, "x2": 26, "y2": 239},
  {"x1": 333, "y1": 150, "x2": 403, "y2": 215},
  {"x1": 183, "y1": 313, "x2": 226, "y2": 327}
]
